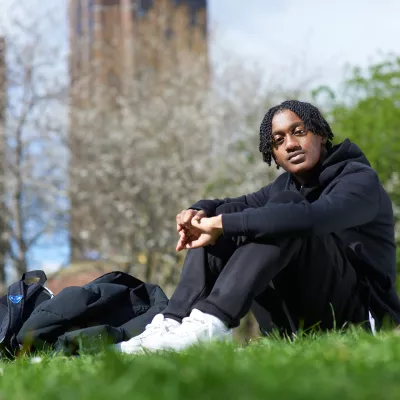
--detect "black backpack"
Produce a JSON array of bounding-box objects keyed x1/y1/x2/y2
[{"x1": 0, "y1": 270, "x2": 54, "y2": 357}]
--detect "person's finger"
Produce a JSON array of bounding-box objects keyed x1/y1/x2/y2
[
  {"x1": 180, "y1": 210, "x2": 187, "y2": 224},
  {"x1": 185, "y1": 241, "x2": 200, "y2": 249},
  {"x1": 191, "y1": 218, "x2": 208, "y2": 230},
  {"x1": 176, "y1": 235, "x2": 188, "y2": 251},
  {"x1": 178, "y1": 222, "x2": 190, "y2": 233},
  {"x1": 185, "y1": 233, "x2": 197, "y2": 244},
  {"x1": 182, "y1": 210, "x2": 194, "y2": 226},
  {"x1": 191, "y1": 219, "x2": 200, "y2": 228},
  {"x1": 185, "y1": 236, "x2": 209, "y2": 249},
  {"x1": 176, "y1": 210, "x2": 186, "y2": 226},
  {"x1": 176, "y1": 241, "x2": 183, "y2": 251},
  {"x1": 176, "y1": 239, "x2": 184, "y2": 252},
  {"x1": 179, "y1": 229, "x2": 189, "y2": 242},
  {"x1": 192, "y1": 210, "x2": 206, "y2": 221},
  {"x1": 176, "y1": 229, "x2": 195, "y2": 251}
]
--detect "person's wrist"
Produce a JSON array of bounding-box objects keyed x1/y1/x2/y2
[{"x1": 212, "y1": 215, "x2": 223, "y2": 229}]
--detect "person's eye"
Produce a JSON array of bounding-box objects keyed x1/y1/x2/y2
[
  {"x1": 274, "y1": 137, "x2": 284, "y2": 145},
  {"x1": 294, "y1": 129, "x2": 306, "y2": 135}
]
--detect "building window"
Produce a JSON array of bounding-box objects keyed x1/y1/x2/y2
[
  {"x1": 76, "y1": 0, "x2": 82, "y2": 35},
  {"x1": 136, "y1": 0, "x2": 153, "y2": 18},
  {"x1": 88, "y1": 0, "x2": 95, "y2": 34},
  {"x1": 165, "y1": 27, "x2": 174, "y2": 40},
  {"x1": 189, "y1": 7, "x2": 197, "y2": 26},
  {"x1": 101, "y1": 0, "x2": 121, "y2": 6}
]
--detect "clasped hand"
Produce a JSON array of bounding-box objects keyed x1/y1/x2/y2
[{"x1": 175, "y1": 209, "x2": 223, "y2": 252}]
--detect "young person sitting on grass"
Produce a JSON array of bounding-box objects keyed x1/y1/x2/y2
[{"x1": 116, "y1": 100, "x2": 400, "y2": 353}]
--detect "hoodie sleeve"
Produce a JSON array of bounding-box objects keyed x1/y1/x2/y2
[
  {"x1": 222, "y1": 164, "x2": 380, "y2": 239},
  {"x1": 189, "y1": 184, "x2": 272, "y2": 217}
]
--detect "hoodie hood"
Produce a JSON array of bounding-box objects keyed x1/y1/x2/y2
[{"x1": 319, "y1": 139, "x2": 371, "y2": 186}]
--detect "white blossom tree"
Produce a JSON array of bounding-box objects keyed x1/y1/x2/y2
[{"x1": 1, "y1": 2, "x2": 69, "y2": 277}]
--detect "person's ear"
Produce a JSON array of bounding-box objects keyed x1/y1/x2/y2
[{"x1": 321, "y1": 136, "x2": 327, "y2": 146}]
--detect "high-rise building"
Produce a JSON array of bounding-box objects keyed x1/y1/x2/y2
[
  {"x1": 68, "y1": 0, "x2": 209, "y2": 261},
  {"x1": 69, "y1": 0, "x2": 207, "y2": 98}
]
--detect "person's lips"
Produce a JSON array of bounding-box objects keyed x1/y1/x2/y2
[{"x1": 288, "y1": 150, "x2": 306, "y2": 163}]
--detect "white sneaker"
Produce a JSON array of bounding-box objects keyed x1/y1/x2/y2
[
  {"x1": 139, "y1": 308, "x2": 232, "y2": 352},
  {"x1": 114, "y1": 314, "x2": 180, "y2": 354}
]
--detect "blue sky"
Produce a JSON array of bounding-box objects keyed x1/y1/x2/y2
[
  {"x1": 1, "y1": 0, "x2": 399, "y2": 272},
  {"x1": 2, "y1": 0, "x2": 400, "y2": 87},
  {"x1": 209, "y1": 0, "x2": 400, "y2": 87}
]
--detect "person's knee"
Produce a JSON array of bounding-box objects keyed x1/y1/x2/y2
[{"x1": 216, "y1": 202, "x2": 253, "y2": 215}]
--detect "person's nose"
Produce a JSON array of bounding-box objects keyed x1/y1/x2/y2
[{"x1": 285, "y1": 134, "x2": 300, "y2": 152}]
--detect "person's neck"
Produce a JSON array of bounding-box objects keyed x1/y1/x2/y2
[
  {"x1": 294, "y1": 167, "x2": 320, "y2": 187},
  {"x1": 293, "y1": 149, "x2": 327, "y2": 187}
]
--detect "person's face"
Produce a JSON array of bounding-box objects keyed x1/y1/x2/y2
[{"x1": 271, "y1": 109, "x2": 326, "y2": 178}]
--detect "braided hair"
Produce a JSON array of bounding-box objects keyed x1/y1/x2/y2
[{"x1": 259, "y1": 100, "x2": 334, "y2": 166}]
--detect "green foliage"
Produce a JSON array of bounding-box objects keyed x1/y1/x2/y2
[
  {"x1": 313, "y1": 54, "x2": 400, "y2": 185},
  {"x1": 1, "y1": 332, "x2": 400, "y2": 399},
  {"x1": 313, "y1": 55, "x2": 400, "y2": 273}
]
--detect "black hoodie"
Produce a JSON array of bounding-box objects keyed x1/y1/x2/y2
[{"x1": 191, "y1": 139, "x2": 400, "y2": 327}]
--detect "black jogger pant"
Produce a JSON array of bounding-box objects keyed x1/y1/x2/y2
[{"x1": 163, "y1": 191, "x2": 369, "y2": 331}]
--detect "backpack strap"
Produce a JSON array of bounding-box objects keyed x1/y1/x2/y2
[
  {"x1": 22, "y1": 270, "x2": 47, "y2": 286},
  {"x1": 0, "y1": 278, "x2": 26, "y2": 354},
  {"x1": 0, "y1": 270, "x2": 48, "y2": 356}
]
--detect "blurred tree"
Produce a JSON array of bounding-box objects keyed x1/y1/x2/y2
[{"x1": 1, "y1": 5, "x2": 69, "y2": 277}]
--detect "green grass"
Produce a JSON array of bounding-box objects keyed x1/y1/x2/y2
[{"x1": 1, "y1": 331, "x2": 400, "y2": 400}]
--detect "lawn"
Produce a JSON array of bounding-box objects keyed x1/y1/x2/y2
[{"x1": 0, "y1": 331, "x2": 399, "y2": 400}]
